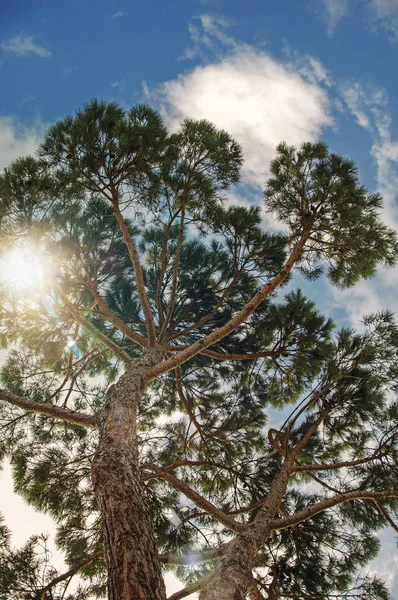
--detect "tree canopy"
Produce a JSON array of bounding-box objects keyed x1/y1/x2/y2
[{"x1": 1, "y1": 100, "x2": 398, "y2": 600}]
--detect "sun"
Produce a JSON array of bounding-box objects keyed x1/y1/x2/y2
[{"x1": 0, "y1": 244, "x2": 46, "y2": 292}]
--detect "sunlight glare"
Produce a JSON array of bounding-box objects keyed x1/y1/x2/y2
[{"x1": 0, "y1": 245, "x2": 46, "y2": 292}]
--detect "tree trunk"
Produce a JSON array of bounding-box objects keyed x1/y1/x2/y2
[
  {"x1": 199, "y1": 462, "x2": 292, "y2": 600},
  {"x1": 92, "y1": 352, "x2": 167, "y2": 600}
]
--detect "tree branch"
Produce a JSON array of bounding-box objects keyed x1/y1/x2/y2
[
  {"x1": 155, "y1": 211, "x2": 179, "y2": 328},
  {"x1": 144, "y1": 463, "x2": 245, "y2": 533},
  {"x1": 168, "y1": 269, "x2": 244, "y2": 342},
  {"x1": 293, "y1": 452, "x2": 383, "y2": 473},
  {"x1": 147, "y1": 230, "x2": 310, "y2": 380},
  {"x1": 111, "y1": 195, "x2": 157, "y2": 346},
  {"x1": 175, "y1": 367, "x2": 207, "y2": 446},
  {"x1": 0, "y1": 389, "x2": 99, "y2": 429},
  {"x1": 167, "y1": 346, "x2": 283, "y2": 361},
  {"x1": 88, "y1": 286, "x2": 149, "y2": 348},
  {"x1": 37, "y1": 550, "x2": 102, "y2": 599},
  {"x1": 167, "y1": 573, "x2": 212, "y2": 600},
  {"x1": 160, "y1": 204, "x2": 185, "y2": 340},
  {"x1": 372, "y1": 499, "x2": 398, "y2": 535},
  {"x1": 272, "y1": 489, "x2": 398, "y2": 531}
]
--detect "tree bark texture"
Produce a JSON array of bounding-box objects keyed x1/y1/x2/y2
[
  {"x1": 199, "y1": 462, "x2": 292, "y2": 600},
  {"x1": 92, "y1": 350, "x2": 167, "y2": 600}
]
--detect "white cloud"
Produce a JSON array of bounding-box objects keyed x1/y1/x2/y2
[
  {"x1": 111, "y1": 80, "x2": 125, "y2": 94},
  {"x1": 368, "y1": 0, "x2": 398, "y2": 40},
  {"x1": 179, "y1": 14, "x2": 236, "y2": 61},
  {"x1": 327, "y1": 80, "x2": 398, "y2": 328},
  {"x1": 370, "y1": 0, "x2": 398, "y2": 18},
  {"x1": 320, "y1": 0, "x2": 349, "y2": 36},
  {"x1": 112, "y1": 10, "x2": 124, "y2": 18},
  {"x1": 0, "y1": 117, "x2": 45, "y2": 171},
  {"x1": 340, "y1": 81, "x2": 398, "y2": 229},
  {"x1": 63, "y1": 65, "x2": 78, "y2": 77},
  {"x1": 315, "y1": 0, "x2": 398, "y2": 42},
  {"x1": 142, "y1": 81, "x2": 151, "y2": 101},
  {"x1": 1, "y1": 35, "x2": 51, "y2": 58},
  {"x1": 158, "y1": 18, "x2": 332, "y2": 188},
  {"x1": 283, "y1": 43, "x2": 333, "y2": 87}
]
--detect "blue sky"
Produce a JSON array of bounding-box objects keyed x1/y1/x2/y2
[
  {"x1": 2, "y1": 0, "x2": 398, "y2": 332},
  {"x1": 2, "y1": 0, "x2": 398, "y2": 596}
]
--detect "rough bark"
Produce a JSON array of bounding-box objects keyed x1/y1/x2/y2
[
  {"x1": 199, "y1": 462, "x2": 293, "y2": 600},
  {"x1": 91, "y1": 349, "x2": 167, "y2": 600}
]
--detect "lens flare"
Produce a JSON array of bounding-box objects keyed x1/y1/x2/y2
[{"x1": 0, "y1": 245, "x2": 46, "y2": 292}]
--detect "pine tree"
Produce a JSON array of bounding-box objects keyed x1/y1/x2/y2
[{"x1": 1, "y1": 100, "x2": 398, "y2": 599}]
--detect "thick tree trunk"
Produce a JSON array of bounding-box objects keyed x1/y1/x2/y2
[
  {"x1": 92, "y1": 352, "x2": 167, "y2": 600},
  {"x1": 199, "y1": 462, "x2": 292, "y2": 600}
]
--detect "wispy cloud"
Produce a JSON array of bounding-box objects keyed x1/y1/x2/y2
[
  {"x1": 367, "y1": 0, "x2": 398, "y2": 41},
  {"x1": 0, "y1": 117, "x2": 45, "y2": 171},
  {"x1": 1, "y1": 35, "x2": 51, "y2": 58},
  {"x1": 159, "y1": 15, "x2": 332, "y2": 188},
  {"x1": 325, "y1": 80, "x2": 398, "y2": 326},
  {"x1": 319, "y1": 0, "x2": 349, "y2": 37},
  {"x1": 316, "y1": 0, "x2": 398, "y2": 42},
  {"x1": 180, "y1": 14, "x2": 236, "y2": 60},
  {"x1": 63, "y1": 65, "x2": 78, "y2": 77},
  {"x1": 110, "y1": 80, "x2": 125, "y2": 94},
  {"x1": 112, "y1": 10, "x2": 124, "y2": 18}
]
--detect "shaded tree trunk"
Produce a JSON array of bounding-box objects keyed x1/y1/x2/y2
[{"x1": 92, "y1": 352, "x2": 167, "y2": 600}]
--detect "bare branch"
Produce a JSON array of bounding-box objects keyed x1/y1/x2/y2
[
  {"x1": 0, "y1": 388, "x2": 99, "y2": 429},
  {"x1": 248, "y1": 576, "x2": 265, "y2": 600}
]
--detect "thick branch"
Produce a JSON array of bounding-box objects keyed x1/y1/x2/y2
[
  {"x1": 111, "y1": 196, "x2": 157, "y2": 346},
  {"x1": 167, "y1": 346, "x2": 282, "y2": 361},
  {"x1": 0, "y1": 388, "x2": 99, "y2": 429},
  {"x1": 372, "y1": 499, "x2": 398, "y2": 535},
  {"x1": 38, "y1": 550, "x2": 102, "y2": 599},
  {"x1": 290, "y1": 407, "x2": 330, "y2": 458},
  {"x1": 273, "y1": 489, "x2": 398, "y2": 531},
  {"x1": 145, "y1": 463, "x2": 245, "y2": 533},
  {"x1": 148, "y1": 231, "x2": 310, "y2": 380}
]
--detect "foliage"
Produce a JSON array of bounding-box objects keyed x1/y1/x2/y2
[{"x1": 0, "y1": 101, "x2": 398, "y2": 599}]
